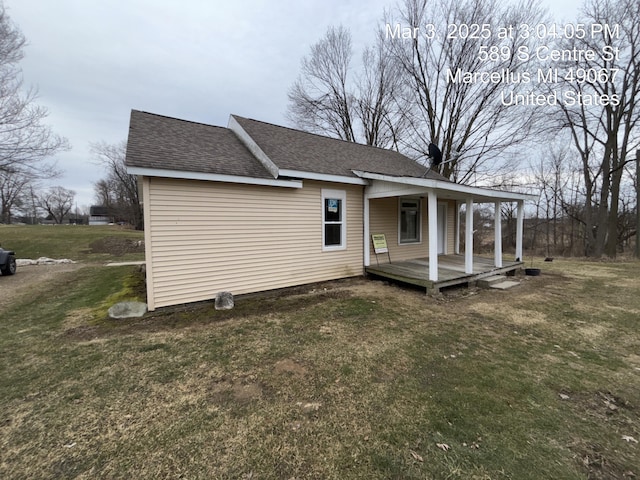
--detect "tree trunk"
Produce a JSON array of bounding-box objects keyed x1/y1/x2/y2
[{"x1": 605, "y1": 162, "x2": 625, "y2": 256}]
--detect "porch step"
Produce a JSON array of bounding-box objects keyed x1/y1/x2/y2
[
  {"x1": 490, "y1": 280, "x2": 521, "y2": 290},
  {"x1": 478, "y1": 275, "x2": 521, "y2": 290},
  {"x1": 477, "y1": 275, "x2": 506, "y2": 288}
]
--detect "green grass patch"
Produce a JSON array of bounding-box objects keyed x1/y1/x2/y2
[
  {"x1": 1, "y1": 259, "x2": 639, "y2": 479},
  {"x1": 0, "y1": 224, "x2": 144, "y2": 262}
]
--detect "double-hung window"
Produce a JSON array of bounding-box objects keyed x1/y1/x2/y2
[
  {"x1": 399, "y1": 197, "x2": 421, "y2": 244},
  {"x1": 322, "y1": 189, "x2": 346, "y2": 251}
]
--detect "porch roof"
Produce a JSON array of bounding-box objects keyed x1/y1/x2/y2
[{"x1": 354, "y1": 171, "x2": 538, "y2": 203}]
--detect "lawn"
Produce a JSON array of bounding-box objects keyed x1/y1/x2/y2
[
  {"x1": 1, "y1": 228, "x2": 638, "y2": 479},
  {"x1": 0, "y1": 224, "x2": 144, "y2": 262}
]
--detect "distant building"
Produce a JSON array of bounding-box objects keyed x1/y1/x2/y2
[{"x1": 89, "y1": 206, "x2": 111, "y2": 225}]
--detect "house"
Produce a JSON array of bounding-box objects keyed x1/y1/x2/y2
[
  {"x1": 125, "y1": 110, "x2": 536, "y2": 311},
  {"x1": 89, "y1": 206, "x2": 111, "y2": 225}
]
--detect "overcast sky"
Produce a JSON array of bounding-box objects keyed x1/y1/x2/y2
[{"x1": 7, "y1": 0, "x2": 581, "y2": 210}]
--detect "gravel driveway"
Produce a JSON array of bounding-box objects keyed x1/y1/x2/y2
[{"x1": 0, "y1": 263, "x2": 83, "y2": 310}]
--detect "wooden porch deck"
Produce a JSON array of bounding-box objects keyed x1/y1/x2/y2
[{"x1": 365, "y1": 254, "x2": 523, "y2": 292}]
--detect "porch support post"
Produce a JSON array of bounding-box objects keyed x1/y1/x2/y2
[
  {"x1": 454, "y1": 201, "x2": 461, "y2": 254},
  {"x1": 428, "y1": 190, "x2": 438, "y2": 281},
  {"x1": 364, "y1": 193, "x2": 370, "y2": 267},
  {"x1": 515, "y1": 200, "x2": 524, "y2": 262},
  {"x1": 465, "y1": 198, "x2": 474, "y2": 274},
  {"x1": 494, "y1": 201, "x2": 503, "y2": 268}
]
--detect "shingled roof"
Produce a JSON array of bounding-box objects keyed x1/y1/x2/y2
[
  {"x1": 126, "y1": 111, "x2": 273, "y2": 179},
  {"x1": 126, "y1": 110, "x2": 448, "y2": 183},
  {"x1": 230, "y1": 115, "x2": 445, "y2": 180}
]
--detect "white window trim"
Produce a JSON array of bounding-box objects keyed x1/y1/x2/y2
[
  {"x1": 322, "y1": 189, "x2": 347, "y2": 251},
  {"x1": 398, "y1": 197, "x2": 422, "y2": 245}
]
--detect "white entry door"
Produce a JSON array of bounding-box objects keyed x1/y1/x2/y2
[{"x1": 437, "y1": 204, "x2": 446, "y2": 254}]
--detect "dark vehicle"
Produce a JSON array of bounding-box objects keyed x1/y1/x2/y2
[{"x1": 0, "y1": 245, "x2": 17, "y2": 276}]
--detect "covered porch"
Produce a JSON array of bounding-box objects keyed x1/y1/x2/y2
[
  {"x1": 354, "y1": 170, "x2": 538, "y2": 293},
  {"x1": 365, "y1": 254, "x2": 523, "y2": 292}
]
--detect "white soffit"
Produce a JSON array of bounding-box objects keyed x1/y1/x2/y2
[{"x1": 354, "y1": 171, "x2": 538, "y2": 202}]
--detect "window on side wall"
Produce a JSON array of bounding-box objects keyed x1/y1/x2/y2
[
  {"x1": 322, "y1": 189, "x2": 346, "y2": 251},
  {"x1": 399, "y1": 197, "x2": 421, "y2": 244}
]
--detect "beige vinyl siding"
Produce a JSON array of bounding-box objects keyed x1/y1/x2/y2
[
  {"x1": 369, "y1": 197, "x2": 427, "y2": 264},
  {"x1": 438, "y1": 200, "x2": 457, "y2": 255},
  {"x1": 447, "y1": 201, "x2": 456, "y2": 253},
  {"x1": 368, "y1": 197, "x2": 457, "y2": 265},
  {"x1": 145, "y1": 178, "x2": 363, "y2": 309}
]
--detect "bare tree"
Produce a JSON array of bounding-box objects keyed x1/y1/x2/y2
[
  {"x1": 93, "y1": 178, "x2": 113, "y2": 208},
  {"x1": 0, "y1": 2, "x2": 68, "y2": 177},
  {"x1": 91, "y1": 140, "x2": 142, "y2": 229},
  {"x1": 528, "y1": 144, "x2": 577, "y2": 255},
  {"x1": 39, "y1": 186, "x2": 75, "y2": 224},
  {"x1": 354, "y1": 32, "x2": 411, "y2": 149},
  {"x1": 287, "y1": 26, "x2": 356, "y2": 142},
  {"x1": 0, "y1": 167, "x2": 31, "y2": 223},
  {"x1": 287, "y1": 26, "x2": 409, "y2": 148},
  {"x1": 383, "y1": 0, "x2": 548, "y2": 183},
  {"x1": 552, "y1": 0, "x2": 640, "y2": 257},
  {"x1": 0, "y1": 1, "x2": 65, "y2": 224}
]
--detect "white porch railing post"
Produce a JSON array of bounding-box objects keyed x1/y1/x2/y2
[
  {"x1": 516, "y1": 200, "x2": 524, "y2": 262},
  {"x1": 364, "y1": 193, "x2": 370, "y2": 267},
  {"x1": 494, "y1": 201, "x2": 503, "y2": 268},
  {"x1": 428, "y1": 190, "x2": 438, "y2": 281},
  {"x1": 454, "y1": 201, "x2": 461, "y2": 255},
  {"x1": 465, "y1": 198, "x2": 474, "y2": 274}
]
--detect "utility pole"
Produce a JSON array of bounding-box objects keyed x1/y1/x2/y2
[{"x1": 636, "y1": 150, "x2": 640, "y2": 259}]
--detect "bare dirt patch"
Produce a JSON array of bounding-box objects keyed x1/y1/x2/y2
[
  {"x1": 88, "y1": 236, "x2": 144, "y2": 256},
  {"x1": 274, "y1": 359, "x2": 308, "y2": 377},
  {"x1": 209, "y1": 376, "x2": 265, "y2": 406}
]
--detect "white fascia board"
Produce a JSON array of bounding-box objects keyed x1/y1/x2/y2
[
  {"x1": 354, "y1": 170, "x2": 538, "y2": 202},
  {"x1": 279, "y1": 169, "x2": 368, "y2": 185},
  {"x1": 364, "y1": 180, "x2": 428, "y2": 199},
  {"x1": 228, "y1": 115, "x2": 279, "y2": 179},
  {"x1": 127, "y1": 166, "x2": 303, "y2": 188}
]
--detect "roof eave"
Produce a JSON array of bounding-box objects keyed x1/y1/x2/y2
[
  {"x1": 127, "y1": 166, "x2": 303, "y2": 188},
  {"x1": 354, "y1": 171, "x2": 539, "y2": 202},
  {"x1": 279, "y1": 169, "x2": 368, "y2": 185}
]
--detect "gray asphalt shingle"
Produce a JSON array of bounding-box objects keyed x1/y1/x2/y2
[
  {"x1": 125, "y1": 110, "x2": 449, "y2": 183},
  {"x1": 125, "y1": 110, "x2": 273, "y2": 179},
  {"x1": 232, "y1": 115, "x2": 442, "y2": 180}
]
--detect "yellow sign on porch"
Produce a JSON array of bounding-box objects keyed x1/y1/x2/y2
[{"x1": 371, "y1": 234, "x2": 388, "y2": 254}]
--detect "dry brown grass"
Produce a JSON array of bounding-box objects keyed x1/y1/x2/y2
[{"x1": 1, "y1": 259, "x2": 639, "y2": 479}]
